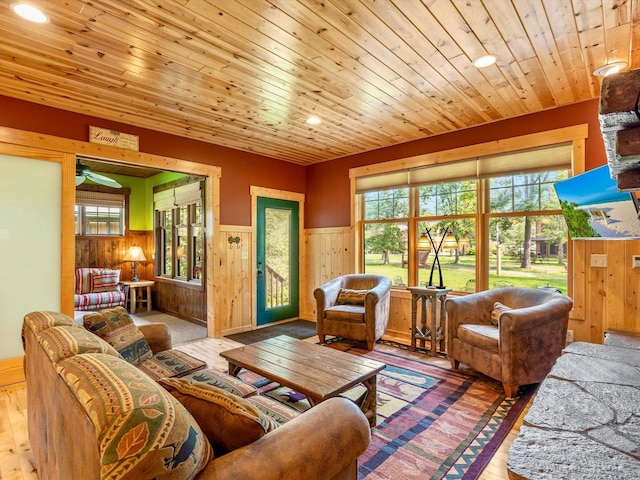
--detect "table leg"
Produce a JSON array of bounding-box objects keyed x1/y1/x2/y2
[
  {"x1": 410, "y1": 293, "x2": 418, "y2": 351},
  {"x1": 429, "y1": 295, "x2": 437, "y2": 356},
  {"x1": 146, "y1": 285, "x2": 152, "y2": 312},
  {"x1": 360, "y1": 376, "x2": 378, "y2": 427},
  {"x1": 227, "y1": 362, "x2": 241, "y2": 377},
  {"x1": 131, "y1": 287, "x2": 137, "y2": 314},
  {"x1": 419, "y1": 296, "x2": 427, "y2": 350}
]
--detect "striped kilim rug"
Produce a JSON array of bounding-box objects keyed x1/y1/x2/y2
[{"x1": 243, "y1": 341, "x2": 534, "y2": 480}]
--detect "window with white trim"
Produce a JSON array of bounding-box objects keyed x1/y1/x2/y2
[
  {"x1": 75, "y1": 188, "x2": 127, "y2": 236},
  {"x1": 154, "y1": 180, "x2": 204, "y2": 284},
  {"x1": 357, "y1": 143, "x2": 572, "y2": 293}
]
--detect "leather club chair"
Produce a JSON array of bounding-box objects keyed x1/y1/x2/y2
[
  {"x1": 314, "y1": 274, "x2": 392, "y2": 350},
  {"x1": 445, "y1": 287, "x2": 573, "y2": 398}
]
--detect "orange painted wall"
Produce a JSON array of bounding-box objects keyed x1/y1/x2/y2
[
  {"x1": 0, "y1": 95, "x2": 607, "y2": 229},
  {"x1": 305, "y1": 99, "x2": 607, "y2": 228},
  {"x1": 0, "y1": 95, "x2": 305, "y2": 226}
]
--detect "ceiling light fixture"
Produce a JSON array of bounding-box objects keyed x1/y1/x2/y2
[
  {"x1": 10, "y1": 3, "x2": 49, "y2": 23},
  {"x1": 473, "y1": 54, "x2": 497, "y2": 68},
  {"x1": 593, "y1": 61, "x2": 627, "y2": 77},
  {"x1": 306, "y1": 116, "x2": 321, "y2": 125}
]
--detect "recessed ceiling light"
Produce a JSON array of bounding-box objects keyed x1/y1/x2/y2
[
  {"x1": 473, "y1": 54, "x2": 497, "y2": 69},
  {"x1": 593, "y1": 61, "x2": 627, "y2": 77},
  {"x1": 10, "y1": 3, "x2": 49, "y2": 23},
  {"x1": 306, "y1": 116, "x2": 321, "y2": 125}
]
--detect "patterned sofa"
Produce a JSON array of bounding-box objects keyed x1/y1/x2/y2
[
  {"x1": 22, "y1": 308, "x2": 371, "y2": 480},
  {"x1": 74, "y1": 267, "x2": 126, "y2": 311}
]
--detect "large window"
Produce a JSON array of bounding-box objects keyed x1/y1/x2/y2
[
  {"x1": 357, "y1": 143, "x2": 573, "y2": 293},
  {"x1": 154, "y1": 180, "x2": 204, "y2": 284},
  {"x1": 75, "y1": 189, "x2": 127, "y2": 236}
]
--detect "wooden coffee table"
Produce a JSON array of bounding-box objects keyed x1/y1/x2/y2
[{"x1": 220, "y1": 335, "x2": 386, "y2": 427}]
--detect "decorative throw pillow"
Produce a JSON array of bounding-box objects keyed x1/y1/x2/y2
[
  {"x1": 91, "y1": 269, "x2": 120, "y2": 293},
  {"x1": 83, "y1": 306, "x2": 152, "y2": 366},
  {"x1": 160, "y1": 377, "x2": 279, "y2": 455},
  {"x1": 491, "y1": 302, "x2": 512, "y2": 326},
  {"x1": 336, "y1": 288, "x2": 368, "y2": 306}
]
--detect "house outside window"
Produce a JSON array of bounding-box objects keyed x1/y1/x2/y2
[
  {"x1": 154, "y1": 180, "x2": 204, "y2": 285},
  {"x1": 75, "y1": 189, "x2": 127, "y2": 236},
  {"x1": 356, "y1": 143, "x2": 572, "y2": 293}
]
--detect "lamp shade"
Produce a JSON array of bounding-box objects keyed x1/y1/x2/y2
[
  {"x1": 416, "y1": 232, "x2": 432, "y2": 251},
  {"x1": 123, "y1": 245, "x2": 146, "y2": 262},
  {"x1": 441, "y1": 233, "x2": 458, "y2": 250}
]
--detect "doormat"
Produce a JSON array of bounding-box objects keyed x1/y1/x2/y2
[
  {"x1": 225, "y1": 319, "x2": 317, "y2": 344},
  {"x1": 237, "y1": 342, "x2": 534, "y2": 480}
]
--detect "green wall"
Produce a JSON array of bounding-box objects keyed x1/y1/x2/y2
[{"x1": 87, "y1": 171, "x2": 187, "y2": 231}]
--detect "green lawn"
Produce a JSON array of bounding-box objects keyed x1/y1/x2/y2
[{"x1": 365, "y1": 253, "x2": 567, "y2": 293}]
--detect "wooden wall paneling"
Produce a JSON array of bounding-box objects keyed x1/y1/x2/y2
[
  {"x1": 569, "y1": 240, "x2": 589, "y2": 342},
  {"x1": 623, "y1": 240, "x2": 640, "y2": 331},
  {"x1": 384, "y1": 292, "x2": 412, "y2": 345},
  {"x1": 301, "y1": 227, "x2": 351, "y2": 320},
  {"x1": 605, "y1": 240, "x2": 626, "y2": 332},
  {"x1": 154, "y1": 280, "x2": 206, "y2": 325},
  {"x1": 217, "y1": 226, "x2": 253, "y2": 335},
  {"x1": 586, "y1": 241, "x2": 607, "y2": 343}
]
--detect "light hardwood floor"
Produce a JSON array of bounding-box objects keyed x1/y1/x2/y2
[{"x1": 0, "y1": 337, "x2": 527, "y2": 480}]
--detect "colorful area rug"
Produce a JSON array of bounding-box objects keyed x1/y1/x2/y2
[{"x1": 239, "y1": 342, "x2": 534, "y2": 480}]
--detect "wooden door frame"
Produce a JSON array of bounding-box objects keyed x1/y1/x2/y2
[
  {"x1": 0, "y1": 126, "x2": 222, "y2": 338},
  {"x1": 250, "y1": 186, "x2": 305, "y2": 329}
]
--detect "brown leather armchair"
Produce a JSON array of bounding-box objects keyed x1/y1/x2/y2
[
  {"x1": 445, "y1": 287, "x2": 573, "y2": 398},
  {"x1": 314, "y1": 274, "x2": 392, "y2": 350}
]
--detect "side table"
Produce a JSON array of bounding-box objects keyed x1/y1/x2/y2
[
  {"x1": 408, "y1": 286, "x2": 451, "y2": 355},
  {"x1": 121, "y1": 280, "x2": 155, "y2": 314}
]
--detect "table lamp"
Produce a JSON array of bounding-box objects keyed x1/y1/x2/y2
[{"x1": 123, "y1": 245, "x2": 146, "y2": 282}]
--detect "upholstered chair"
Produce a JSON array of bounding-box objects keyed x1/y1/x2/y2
[
  {"x1": 314, "y1": 274, "x2": 392, "y2": 350},
  {"x1": 445, "y1": 287, "x2": 573, "y2": 398}
]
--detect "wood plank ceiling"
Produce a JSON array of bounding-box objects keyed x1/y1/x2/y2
[{"x1": 0, "y1": 0, "x2": 637, "y2": 165}]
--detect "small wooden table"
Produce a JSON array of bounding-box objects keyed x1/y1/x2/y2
[
  {"x1": 121, "y1": 280, "x2": 155, "y2": 314},
  {"x1": 220, "y1": 335, "x2": 386, "y2": 427},
  {"x1": 408, "y1": 286, "x2": 451, "y2": 355}
]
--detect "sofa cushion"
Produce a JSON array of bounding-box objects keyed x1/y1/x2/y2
[
  {"x1": 491, "y1": 301, "x2": 512, "y2": 326},
  {"x1": 74, "y1": 291, "x2": 126, "y2": 311},
  {"x1": 160, "y1": 377, "x2": 278, "y2": 455},
  {"x1": 336, "y1": 288, "x2": 368, "y2": 306},
  {"x1": 245, "y1": 393, "x2": 302, "y2": 425},
  {"x1": 457, "y1": 324, "x2": 500, "y2": 353},
  {"x1": 57, "y1": 353, "x2": 213, "y2": 479},
  {"x1": 137, "y1": 350, "x2": 206, "y2": 381},
  {"x1": 83, "y1": 306, "x2": 152, "y2": 366},
  {"x1": 324, "y1": 304, "x2": 366, "y2": 322},
  {"x1": 37, "y1": 326, "x2": 121, "y2": 363},
  {"x1": 91, "y1": 270, "x2": 121, "y2": 293},
  {"x1": 180, "y1": 368, "x2": 258, "y2": 398}
]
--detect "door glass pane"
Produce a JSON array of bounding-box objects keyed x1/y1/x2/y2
[{"x1": 265, "y1": 207, "x2": 291, "y2": 309}]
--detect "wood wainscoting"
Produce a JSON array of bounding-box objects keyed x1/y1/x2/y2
[
  {"x1": 570, "y1": 239, "x2": 640, "y2": 344},
  {"x1": 0, "y1": 356, "x2": 24, "y2": 387}
]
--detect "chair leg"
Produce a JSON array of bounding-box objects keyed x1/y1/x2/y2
[
  {"x1": 450, "y1": 359, "x2": 460, "y2": 369},
  {"x1": 318, "y1": 334, "x2": 326, "y2": 344},
  {"x1": 366, "y1": 340, "x2": 375, "y2": 351},
  {"x1": 503, "y1": 383, "x2": 518, "y2": 399}
]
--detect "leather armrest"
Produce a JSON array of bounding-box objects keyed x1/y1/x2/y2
[
  {"x1": 196, "y1": 397, "x2": 371, "y2": 480},
  {"x1": 138, "y1": 323, "x2": 172, "y2": 353}
]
